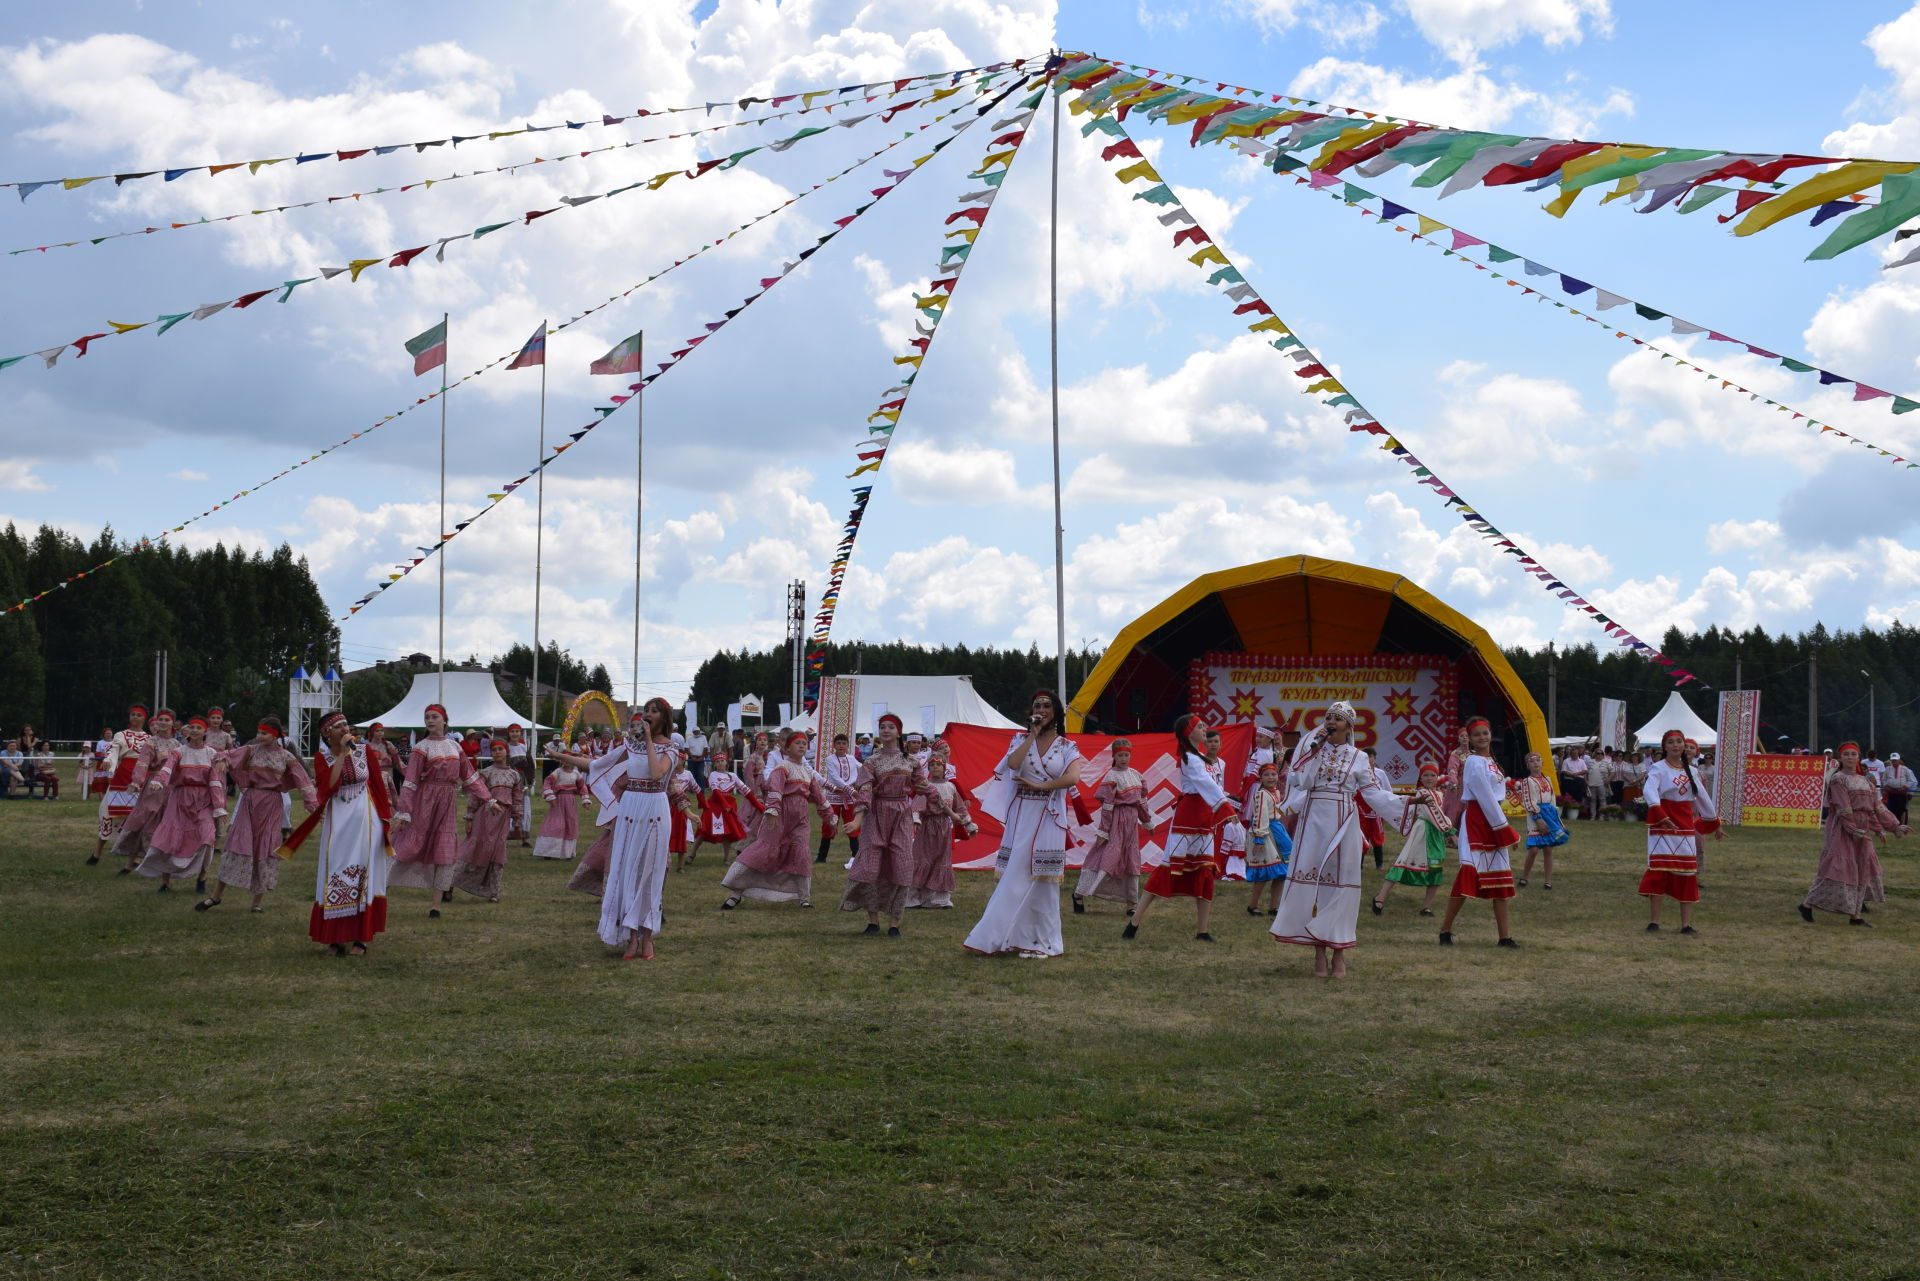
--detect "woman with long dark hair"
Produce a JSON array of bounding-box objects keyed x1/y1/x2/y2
[
  {"x1": 1125, "y1": 713, "x2": 1232, "y2": 944},
  {"x1": 590, "y1": 699, "x2": 677, "y2": 960},
  {"x1": 841, "y1": 713, "x2": 929, "y2": 936},
  {"x1": 966, "y1": 689, "x2": 1082, "y2": 958}
]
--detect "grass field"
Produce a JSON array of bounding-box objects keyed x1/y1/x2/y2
[{"x1": 3, "y1": 793, "x2": 1918, "y2": 1280}]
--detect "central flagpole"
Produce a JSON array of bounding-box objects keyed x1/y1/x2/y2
[
  {"x1": 1048, "y1": 67, "x2": 1068, "y2": 706},
  {"x1": 530, "y1": 321, "x2": 548, "y2": 759},
  {"x1": 632, "y1": 333, "x2": 644, "y2": 713},
  {"x1": 437, "y1": 309, "x2": 449, "y2": 707}
]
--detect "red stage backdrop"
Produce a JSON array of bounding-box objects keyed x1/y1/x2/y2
[
  {"x1": 1188, "y1": 651, "x2": 1456, "y2": 787},
  {"x1": 943, "y1": 722, "x2": 1256, "y2": 869}
]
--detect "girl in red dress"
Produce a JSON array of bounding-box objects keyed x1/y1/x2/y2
[{"x1": 1125, "y1": 714, "x2": 1234, "y2": 943}]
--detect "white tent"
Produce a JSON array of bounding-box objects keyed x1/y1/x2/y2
[
  {"x1": 356, "y1": 671, "x2": 554, "y2": 730},
  {"x1": 787, "y1": 674, "x2": 1021, "y2": 736},
  {"x1": 1631, "y1": 691, "x2": 1717, "y2": 747}
]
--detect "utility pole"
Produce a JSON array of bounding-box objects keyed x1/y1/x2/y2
[
  {"x1": 1547, "y1": 642, "x2": 1558, "y2": 738},
  {"x1": 1808, "y1": 652, "x2": 1819, "y2": 752},
  {"x1": 1861, "y1": 669, "x2": 1875, "y2": 753}
]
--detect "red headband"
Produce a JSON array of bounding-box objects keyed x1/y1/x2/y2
[
  {"x1": 255, "y1": 722, "x2": 280, "y2": 737},
  {"x1": 369, "y1": 722, "x2": 384, "y2": 732},
  {"x1": 784, "y1": 731, "x2": 809, "y2": 747},
  {"x1": 1464, "y1": 718, "x2": 1490, "y2": 732},
  {"x1": 318, "y1": 711, "x2": 348, "y2": 733},
  {"x1": 1418, "y1": 759, "x2": 1442, "y2": 776},
  {"x1": 128, "y1": 703, "x2": 149, "y2": 716},
  {"x1": 425, "y1": 704, "x2": 448, "y2": 721},
  {"x1": 207, "y1": 707, "x2": 222, "y2": 717},
  {"x1": 877, "y1": 713, "x2": 903, "y2": 732},
  {"x1": 186, "y1": 717, "x2": 208, "y2": 729}
]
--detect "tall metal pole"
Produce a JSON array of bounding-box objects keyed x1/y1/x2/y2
[
  {"x1": 1048, "y1": 65, "x2": 1067, "y2": 705},
  {"x1": 437, "y1": 310, "x2": 449, "y2": 707},
  {"x1": 632, "y1": 333, "x2": 644, "y2": 713},
  {"x1": 1547, "y1": 641, "x2": 1558, "y2": 738},
  {"x1": 530, "y1": 322, "x2": 548, "y2": 759},
  {"x1": 1808, "y1": 652, "x2": 1819, "y2": 751}
]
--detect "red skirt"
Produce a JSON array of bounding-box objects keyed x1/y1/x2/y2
[
  {"x1": 309, "y1": 897, "x2": 387, "y2": 944},
  {"x1": 1145, "y1": 794, "x2": 1229, "y2": 901},
  {"x1": 699, "y1": 792, "x2": 749, "y2": 842},
  {"x1": 670, "y1": 809, "x2": 690, "y2": 854},
  {"x1": 1465, "y1": 805, "x2": 1519, "y2": 853},
  {"x1": 1451, "y1": 864, "x2": 1515, "y2": 900}
]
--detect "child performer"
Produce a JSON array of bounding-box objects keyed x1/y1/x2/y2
[
  {"x1": 669, "y1": 750, "x2": 701, "y2": 873},
  {"x1": 280, "y1": 710, "x2": 393, "y2": 956},
  {"x1": 138, "y1": 716, "x2": 227, "y2": 893},
  {"x1": 533, "y1": 755, "x2": 586, "y2": 860},
  {"x1": 1074, "y1": 738, "x2": 1150, "y2": 914},
  {"x1": 91, "y1": 704, "x2": 150, "y2": 864},
  {"x1": 1243, "y1": 762, "x2": 1292, "y2": 916},
  {"x1": 1356, "y1": 747, "x2": 1390, "y2": 870},
  {"x1": 907, "y1": 757, "x2": 976, "y2": 909},
  {"x1": 199, "y1": 717, "x2": 316, "y2": 913},
  {"x1": 721, "y1": 730, "x2": 829, "y2": 909},
  {"x1": 1374, "y1": 761, "x2": 1450, "y2": 917},
  {"x1": 841, "y1": 714, "x2": 929, "y2": 937},
  {"x1": 1127, "y1": 714, "x2": 1234, "y2": 944},
  {"x1": 1800, "y1": 740, "x2": 1908, "y2": 926},
  {"x1": 690, "y1": 749, "x2": 750, "y2": 865},
  {"x1": 817, "y1": 733, "x2": 861, "y2": 864},
  {"x1": 1438, "y1": 718, "x2": 1521, "y2": 947},
  {"x1": 452, "y1": 738, "x2": 522, "y2": 902},
  {"x1": 114, "y1": 709, "x2": 179, "y2": 874},
  {"x1": 1517, "y1": 752, "x2": 1569, "y2": 889},
  {"x1": 389, "y1": 704, "x2": 500, "y2": 919},
  {"x1": 1640, "y1": 729, "x2": 1723, "y2": 934}
]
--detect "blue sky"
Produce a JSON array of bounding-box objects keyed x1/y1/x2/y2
[{"x1": 5, "y1": 1, "x2": 1920, "y2": 706}]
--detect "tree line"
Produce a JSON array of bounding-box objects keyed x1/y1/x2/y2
[
  {"x1": 0, "y1": 523, "x2": 336, "y2": 741},
  {"x1": 689, "y1": 641, "x2": 1105, "y2": 726}
]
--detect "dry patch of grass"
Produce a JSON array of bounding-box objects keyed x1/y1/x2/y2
[{"x1": 2, "y1": 795, "x2": 1918, "y2": 1279}]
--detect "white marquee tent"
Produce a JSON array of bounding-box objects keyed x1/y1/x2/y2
[
  {"x1": 787, "y1": 674, "x2": 1021, "y2": 736},
  {"x1": 356, "y1": 671, "x2": 554, "y2": 730},
  {"x1": 1631, "y1": 691, "x2": 1717, "y2": 748}
]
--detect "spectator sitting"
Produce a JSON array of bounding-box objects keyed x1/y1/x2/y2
[
  {"x1": 0, "y1": 739, "x2": 23, "y2": 798},
  {"x1": 31, "y1": 743, "x2": 58, "y2": 799}
]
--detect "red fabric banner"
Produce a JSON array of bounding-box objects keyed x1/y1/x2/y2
[{"x1": 943, "y1": 721, "x2": 1256, "y2": 869}]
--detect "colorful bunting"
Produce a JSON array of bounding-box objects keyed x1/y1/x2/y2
[
  {"x1": 1057, "y1": 51, "x2": 1900, "y2": 260},
  {"x1": 2, "y1": 59, "x2": 1024, "y2": 201},
  {"x1": 1090, "y1": 108, "x2": 1706, "y2": 687}
]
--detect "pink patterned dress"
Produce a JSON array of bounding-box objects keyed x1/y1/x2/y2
[
  {"x1": 391, "y1": 736, "x2": 494, "y2": 892},
  {"x1": 1803, "y1": 769, "x2": 1900, "y2": 917},
  {"x1": 112, "y1": 733, "x2": 179, "y2": 860},
  {"x1": 840, "y1": 746, "x2": 928, "y2": 919},
  {"x1": 723, "y1": 757, "x2": 827, "y2": 904},
  {"x1": 222, "y1": 739, "x2": 317, "y2": 894},
  {"x1": 907, "y1": 779, "x2": 973, "y2": 909},
  {"x1": 534, "y1": 766, "x2": 584, "y2": 859},
  {"x1": 138, "y1": 746, "x2": 227, "y2": 882},
  {"x1": 454, "y1": 764, "x2": 523, "y2": 900},
  {"x1": 1074, "y1": 767, "x2": 1150, "y2": 908}
]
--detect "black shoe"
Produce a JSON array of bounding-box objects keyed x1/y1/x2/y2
[
  {"x1": 861, "y1": 923, "x2": 880, "y2": 935},
  {"x1": 1073, "y1": 896, "x2": 1085, "y2": 914},
  {"x1": 1679, "y1": 926, "x2": 1699, "y2": 936},
  {"x1": 1543, "y1": 884, "x2": 1552, "y2": 890},
  {"x1": 1862, "y1": 904, "x2": 1871, "y2": 914},
  {"x1": 720, "y1": 895, "x2": 741, "y2": 911},
  {"x1": 1246, "y1": 904, "x2": 1260, "y2": 916},
  {"x1": 85, "y1": 855, "x2": 99, "y2": 865},
  {"x1": 157, "y1": 884, "x2": 169, "y2": 893},
  {"x1": 194, "y1": 898, "x2": 221, "y2": 912},
  {"x1": 1850, "y1": 917, "x2": 1873, "y2": 927},
  {"x1": 814, "y1": 854, "x2": 827, "y2": 864},
  {"x1": 887, "y1": 926, "x2": 901, "y2": 938},
  {"x1": 115, "y1": 868, "x2": 130, "y2": 877},
  {"x1": 429, "y1": 909, "x2": 441, "y2": 919},
  {"x1": 1195, "y1": 932, "x2": 1214, "y2": 942},
  {"x1": 1418, "y1": 908, "x2": 1434, "y2": 917},
  {"x1": 1645, "y1": 922, "x2": 1660, "y2": 932},
  {"x1": 1121, "y1": 922, "x2": 1138, "y2": 940},
  {"x1": 441, "y1": 890, "x2": 453, "y2": 903},
  {"x1": 1497, "y1": 937, "x2": 1519, "y2": 948},
  {"x1": 1798, "y1": 904, "x2": 1815, "y2": 923},
  {"x1": 328, "y1": 944, "x2": 346, "y2": 957},
  {"x1": 1370, "y1": 899, "x2": 1383, "y2": 916},
  {"x1": 1438, "y1": 932, "x2": 1452, "y2": 946}
]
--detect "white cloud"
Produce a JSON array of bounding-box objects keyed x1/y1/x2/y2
[
  {"x1": 1825, "y1": 4, "x2": 1920, "y2": 157},
  {"x1": 167, "y1": 468, "x2": 210, "y2": 482},
  {"x1": 0, "y1": 462, "x2": 50, "y2": 493},
  {"x1": 1706, "y1": 519, "x2": 1781, "y2": 554},
  {"x1": 1400, "y1": 0, "x2": 1612, "y2": 63},
  {"x1": 1288, "y1": 54, "x2": 1631, "y2": 135}
]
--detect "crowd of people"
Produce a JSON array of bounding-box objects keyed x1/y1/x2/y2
[{"x1": 56, "y1": 693, "x2": 1910, "y2": 970}]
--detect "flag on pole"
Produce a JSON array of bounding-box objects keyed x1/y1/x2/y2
[
  {"x1": 590, "y1": 331, "x2": 642, "y2": 375},
  {"x1": 405, "y1": 319, "x2": 447, "y2": 376},
  {"x1": 507, "y1": 323, "x2": 546, "y2": 370}
]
